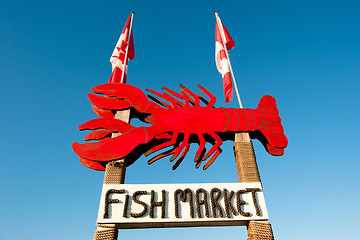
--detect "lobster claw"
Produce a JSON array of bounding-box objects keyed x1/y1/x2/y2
[
  {"x1": 72, "y1": 117, "x2": 151, "y2": 167},
  {"x1": 72, "y1": 126, "x2": 149, "y2": 163},
  {"x1": 89, "y1": 83, "x2": 159, "y2": 114},
  {"x1": 79, "y1": 157, "x2": 106, "y2": 171},
  {"x1": 79, "y1": 118, "x2": 134, "y2": 141}
]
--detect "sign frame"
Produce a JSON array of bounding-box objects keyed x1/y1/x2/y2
[{"x1": 97, "y1": 182, "x2": 268, "y2": 229}]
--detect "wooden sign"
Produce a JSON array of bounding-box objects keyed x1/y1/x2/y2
[{"x1": 97, "y1": 182, "x2": 268, "y2": 229}]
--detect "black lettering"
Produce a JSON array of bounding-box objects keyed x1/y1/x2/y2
[
  {"x1": 210, "y1": 188, "x2": 224, "y2": 218},
  {"x1": 103, "y1": 189, "x2": 125, "y2": 219},
  {"x1": 223, "y1": 188, "x2": 237, "y2": 218},
  {"x1": 236, "y1": 190, "x2": 250, "y2": 217},
  {"x1": 174, "y1": 188, "x2": 195, "y2": 218},
  {"x1": 123, "y1": 194, "x2": 130, "y2": 218},
  {"x1": 195, "y1": 188, "x2": 210, "y2": 218},
  {"x1": 247, "y1": 188, "x2": 261, "y2": 216},
  {"x1": 150, "y1": 190, "x2": 166, "y2": 218},
  {"x1": 130, "y1": 191, "x2": 148, "y2": 218}
]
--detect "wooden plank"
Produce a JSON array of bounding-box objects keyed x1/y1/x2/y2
[
  {"x1": 234, "y1": 132, "x2": 261, "y2": 182},
  {"x1": 96, "y1": 182, "x2": 268, "y2": 228}
]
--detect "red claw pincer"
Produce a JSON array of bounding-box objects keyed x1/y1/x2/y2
[{"x1": 72, "y1": 117, "x2": 150, "y2": 170}]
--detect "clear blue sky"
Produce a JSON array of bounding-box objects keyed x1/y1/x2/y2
[{"x1": 1, "y1": 1, "x2": 359, "y2": 239}]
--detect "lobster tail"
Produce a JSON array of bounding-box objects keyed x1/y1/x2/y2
[{"x1": 256, "y1": 95, "x2": 288, "y2": 156}]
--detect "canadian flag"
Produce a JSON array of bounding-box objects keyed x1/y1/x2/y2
[
  {"x1": 215, "y1": 18, "x2": 235, "y2": 103},
  {"x1": 109, "y1": 14, "x2": 135, "y2": 83}
]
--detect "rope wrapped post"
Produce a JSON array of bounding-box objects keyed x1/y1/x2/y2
[
  {"x1": 93, "y1": 160, "x2": 126, "y2": 240},
  {"x1": 93, "y1": 109, "x2": 130, "y2": 240},
  {"x1": 247, "y1": 220, "x2": 274, "y2": 240},
  {"x1": 234, "y1": 132, "x2": 260, "y2": 183},
  {"x1": 94, "y1": 227, "x2": 118, "y2": 240},
  {"x1": 102, "y1": 160, "x2": 126, "y2": 185},
  {"x1": 233, "y1": 132, "x2": 274, "y2": 239}
]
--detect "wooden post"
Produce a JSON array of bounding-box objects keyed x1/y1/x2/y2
[
  {"x1": 234, "y1": 132, "x2": 260, "y2": 183},
  {"x1": 234, "y1": 132, "x2": 274, "y2": 239},
  {"x1": 93, "y1": 109, "x2": 130, "y2": 240}
]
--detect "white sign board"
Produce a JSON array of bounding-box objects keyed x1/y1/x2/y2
[{"x1": 97, "y1": 182, "x2": 268, "y2": 229}]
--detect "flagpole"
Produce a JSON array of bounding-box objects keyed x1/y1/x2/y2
[
  {"x1": 215, "y1": 12, "x2": 274, "y2": 239},
  {"x1": 214, "y1": 11, "x2": 243, "y2": 109},
  {"x1": 120, "y1": 11, "x2": 135, "y2": 83},
  {"x1": 215, "y1": 11, "x2": 250, "y2": 141},
  {"x1": 93, "y1": 13, "x2": 134, "y2": 240}
]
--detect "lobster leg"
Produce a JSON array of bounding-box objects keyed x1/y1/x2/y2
[
  {"x1": 163, "y1": 92, "x2": 184, "y2": 107},
  {"x1": 198, "y1": 95, "x2": 209, "y2": 106},
  {"x1": 146, "y1": 88, "x2": 178, "y2": 109},
  {"x1": 203, "y1": 147, "x2": 222, "y2": 170},
  {"x1": 169, "y1": 133, "x2": 190, "y2": 162},
  {"x1": 147, "y1": 142, "x2": 180, "y2": 165},
  {"x1": 180, "y1": 84, "x2": 200, "y2": 106},
  {"x1": 197, "y1": 84, "x2": 216, "y2": 108},
  {"x1": 195, "y1": 133, "x2": 206, "y2": 162},
  {"x1": 161, "y1": 86, "x2": 186, "y2": 106},
  {"x1": 203, "y1": 131, "x2": 223, "y2": 161},
  {"x1": 172, "y1": 143, "x2": 191, "y2": 170},
  {"x1": 162, "y1": 85, "x2": 196, "y2": 106},
  {"x1": 195, "y1": 147, "x2": 207, "y2": 168},
  {"x1": 179, "y1": 90, "x2": 191, "y2": 106},
  {"x1": 144, "y1": 132, "x2": 179, "y2": 156},
  {"x1": 148, "y1": 95, "x2": 172, "y2": 109}
]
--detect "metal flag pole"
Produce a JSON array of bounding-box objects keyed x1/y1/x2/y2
[
  {"x1": 214, "y1": 11, "x2": 274, "y2": 240},
  {"x1": 93, "y1": 12, "x2": 135, "y2": 240}
]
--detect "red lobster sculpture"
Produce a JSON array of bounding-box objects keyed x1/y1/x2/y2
[{"x1": 72, "y1": 83, "x2": 288, "y2": 171}]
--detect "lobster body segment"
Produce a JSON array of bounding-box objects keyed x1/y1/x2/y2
[
  {"x1": 72, "y1": 83, "x2": 288, "y2": 171},
  {"x1": 147, "y1": 107, "x2": 229, "y2": 133}
]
